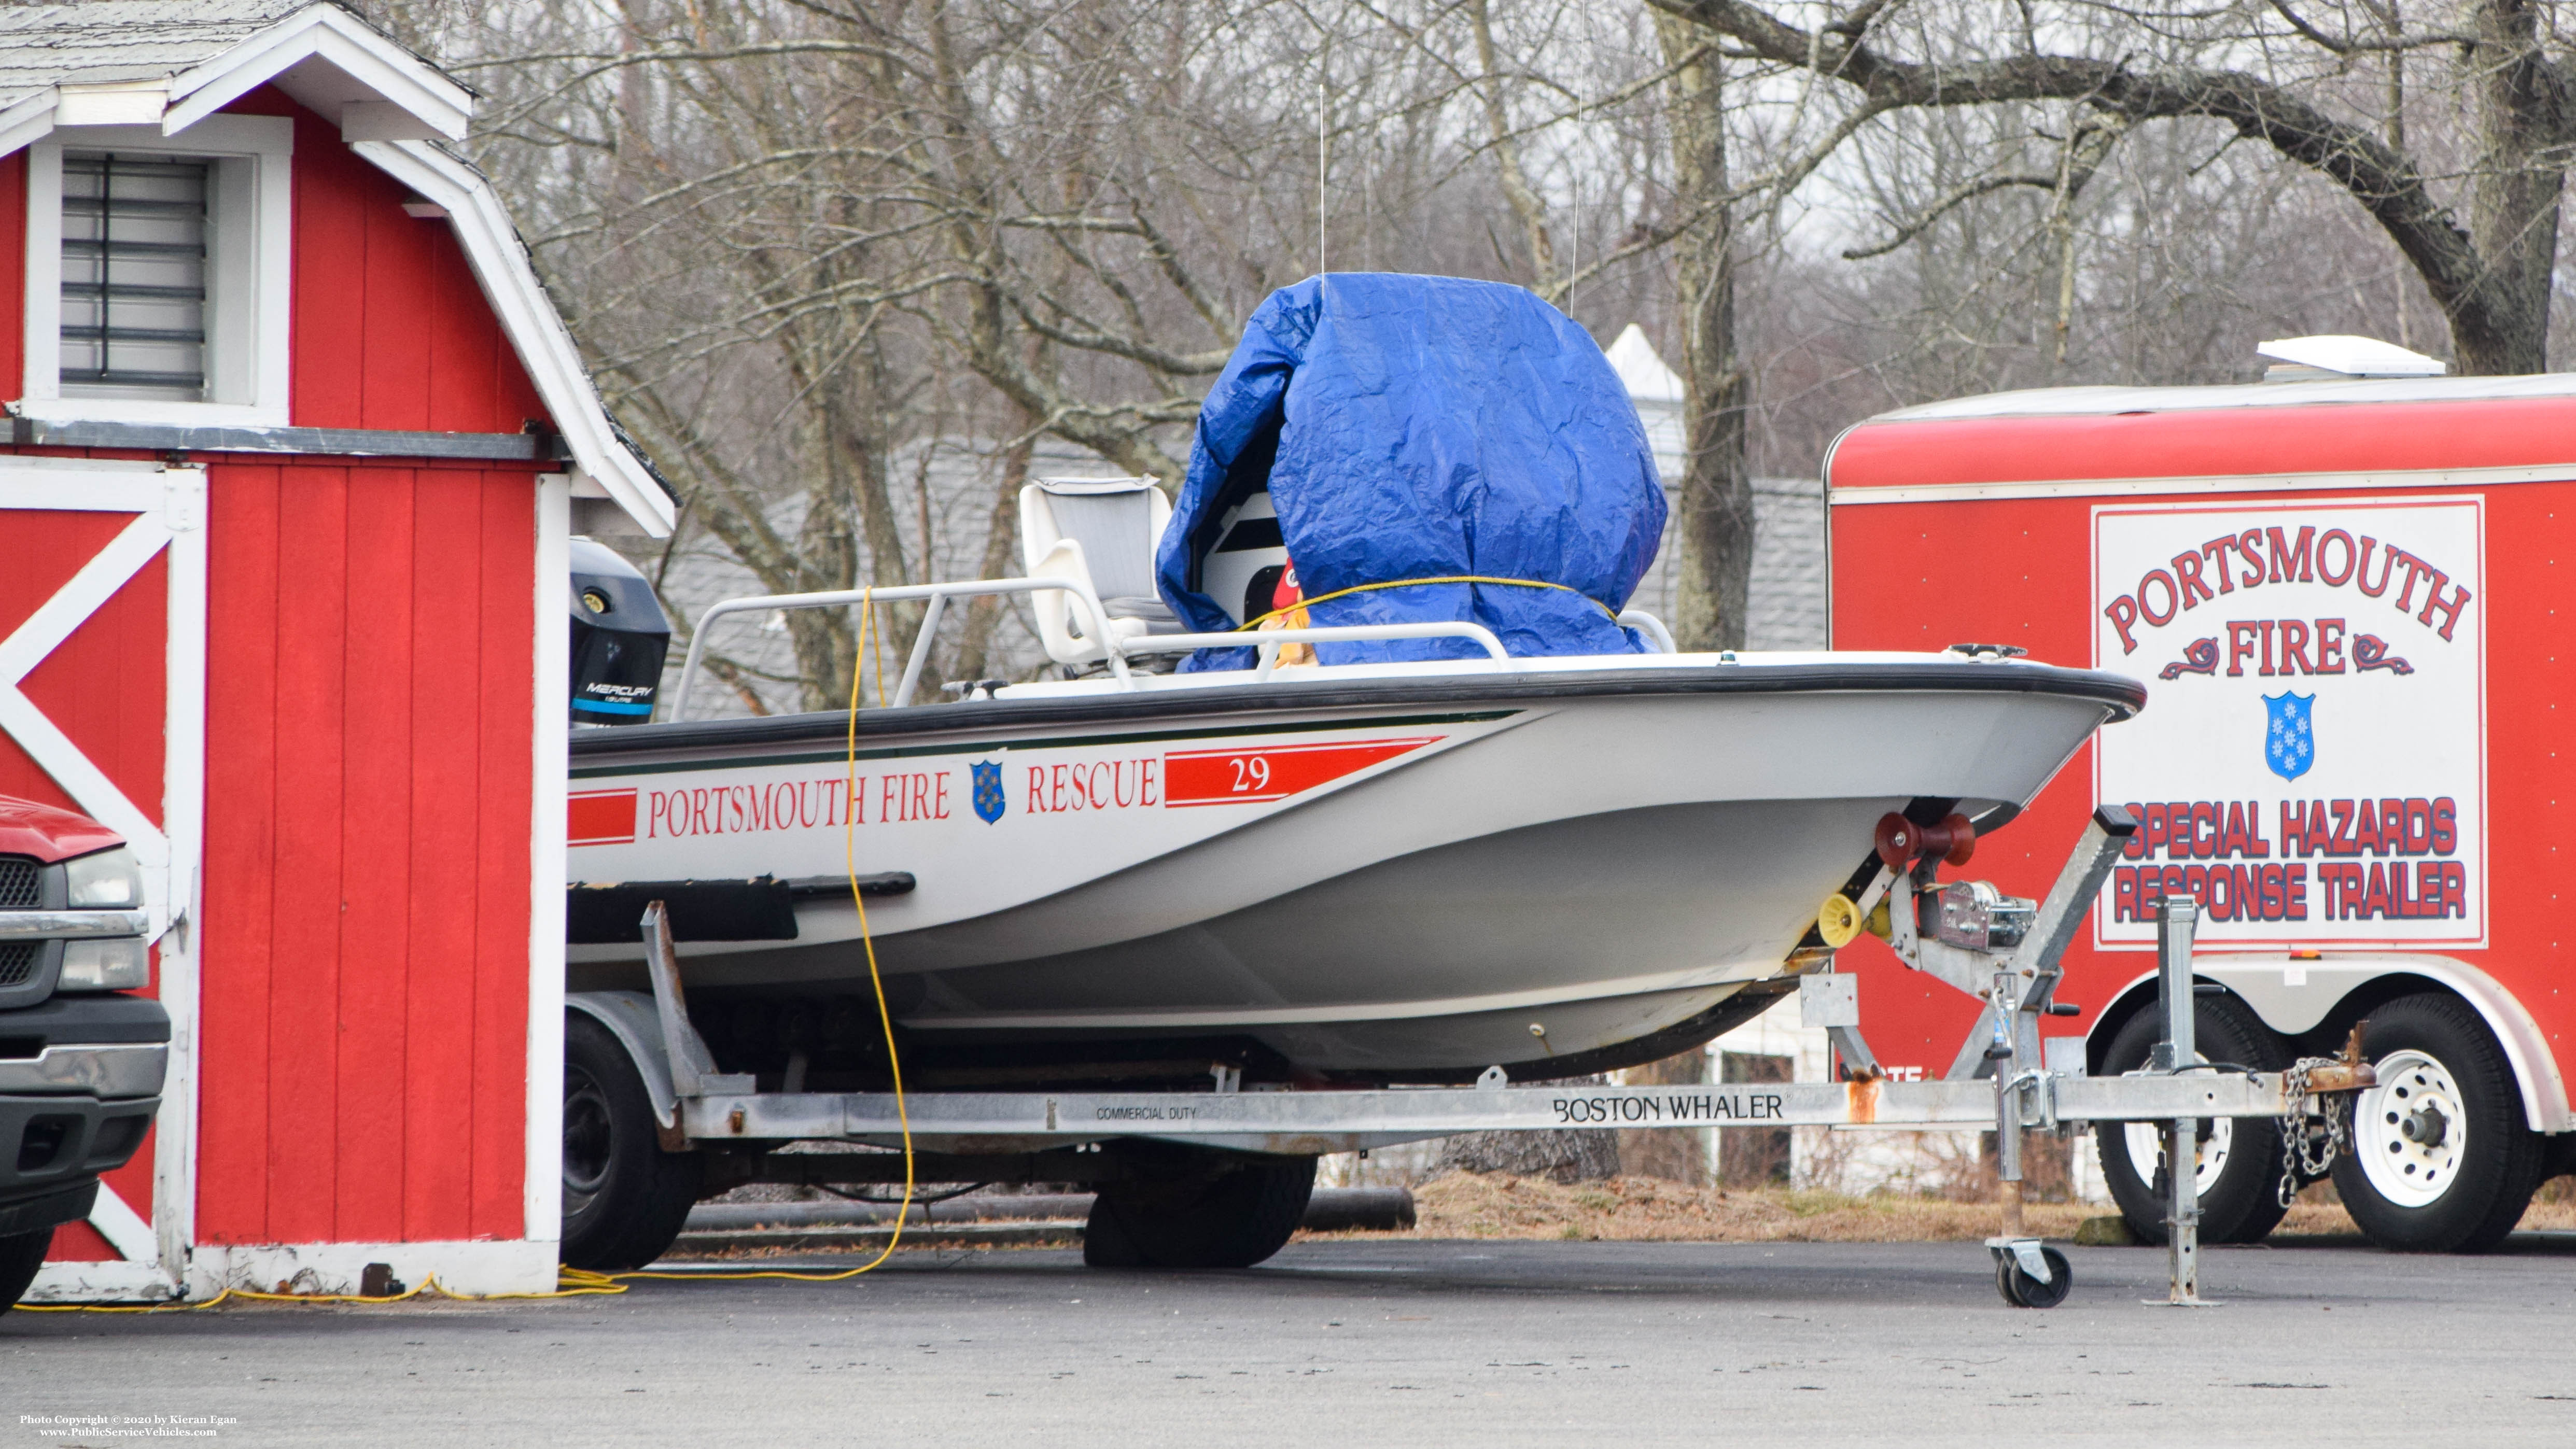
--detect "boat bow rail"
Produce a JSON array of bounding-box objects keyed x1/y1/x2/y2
[
  {"x1": 620, "y1": 652, "x2": 2148, "y2": 758},
  {"x1": 669, "y1": 576, "x2": 1586, "y2": 720}
]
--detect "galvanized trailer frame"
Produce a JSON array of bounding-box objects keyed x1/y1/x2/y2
[{"x1": 587, "y1": 805, "x2": 2369, "y2": 1307}]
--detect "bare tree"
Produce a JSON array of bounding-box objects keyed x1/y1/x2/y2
[
  {"x1": 1650, "y1": 0, "x2": 2575, "y2": 375},
  {"x1": 1366, "y1": 1, "x2": 1762, "y2": 646},
  {"x1": 414, "y1": 0, "x2": 1761, "y2": 710},
  {"x1": 1655, "y1": 16, "x2": 1753, "y2": 651},
  {"x1": 439, "y1": 0, "x2": 1285, "y2": 708},
  {"x1": 372, "y1": 0, "x2": 2515, "y2": 704}
]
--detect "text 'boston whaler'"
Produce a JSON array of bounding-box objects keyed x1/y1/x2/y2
[{"x1": 561, "y1": 274, "x2": 2143, "y2": 1089}]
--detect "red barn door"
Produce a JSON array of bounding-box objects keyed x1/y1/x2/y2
[{"x1": 0, "y1": 456, "x2": 205, "y2": 1302}]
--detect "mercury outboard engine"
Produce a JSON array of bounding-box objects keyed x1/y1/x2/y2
[{"x1": 569, "y1": 537, "x2": 670, "y2": 726}]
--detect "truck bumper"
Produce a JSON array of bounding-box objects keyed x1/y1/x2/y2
[
  {"x1": 0, "y1": 992, "x2": 171, "y2": 1239},
  {"x1": 0, "y1": 1092, "x2": 158, "y2": 1234},
  {"x1": 0, "y1": 992, "x2": 174, "y2": 1051},
  {"x1": 0, "y1": 1178, "x2": 99, "y2": 1239}
]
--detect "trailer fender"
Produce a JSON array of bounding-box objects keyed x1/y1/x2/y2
[
  {"x1": 2087, "y1": 955, "x2": 2570, "y2": 1134},
  {"x1": 567, "y1": 990, "x2": 679, "y2": 1130}
]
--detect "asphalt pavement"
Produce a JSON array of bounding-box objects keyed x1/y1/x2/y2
[{"x1": 7, "y1": 1234, "x2": 2573, "y2": 1446}]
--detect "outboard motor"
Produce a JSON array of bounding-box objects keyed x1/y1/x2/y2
[{"x1": 569, "y1": 537, "x2": 670, "y2": 726}]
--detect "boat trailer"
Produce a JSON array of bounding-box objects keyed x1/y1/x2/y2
[{"x1": 610, "y1": 805, "x2": 2374, "y2": 1308}]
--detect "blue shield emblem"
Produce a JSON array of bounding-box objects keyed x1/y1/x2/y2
[
  {"x1": 2263, "y1": 693, "x2": 2315, "y2": 781},
  {"x1": 971, "y1": 760, "x2": 1006, "y2": 824}
]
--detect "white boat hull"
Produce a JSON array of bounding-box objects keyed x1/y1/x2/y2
[{"x1": 565, "y1": 654, "x2": 2140, "y2": 1079}]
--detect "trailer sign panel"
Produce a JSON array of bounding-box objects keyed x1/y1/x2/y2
[{"x1": 2090, "y1": 498, "x2": 2484, "y2": 950}]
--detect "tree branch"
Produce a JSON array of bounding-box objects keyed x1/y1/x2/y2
[
  {"x1": 1646, "y1": 0, "x2": 2497, "y2": 360},
  {"x1": 2264, "y1": 1, "x2": 2473, "y2": 54},
  {"x1": 1840, "y1": 173, "x2": 2060, "y2": 259},
  {"x1": 1004, "y1": 289, "x2": 1233, "y2": 375}
]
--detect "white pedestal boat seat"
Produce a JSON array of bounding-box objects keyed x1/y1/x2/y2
[{"x1": 1021, "y1": 476, "x2": 1185, "y2": 667}]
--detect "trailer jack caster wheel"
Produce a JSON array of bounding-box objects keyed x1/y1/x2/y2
[{"x1": 1989, "y1": 1239, "x2": 2071, "y2": 1309}]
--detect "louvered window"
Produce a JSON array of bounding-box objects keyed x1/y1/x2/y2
[{"x1": 60, "y1": 151, "x2": 209, "y2": 398}]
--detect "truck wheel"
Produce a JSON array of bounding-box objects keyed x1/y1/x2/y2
[
  {"x1": 1084, "y1": 1155, "x2": 1317, "y2": 1269},
  {"x1": 2093, "y1": 992, "x2": 2291, "y2": 1246},
  {"x1": 2332, "y1": 993, "x2": 2541, "y2": 1254},
  {"x1": 0, "y1": 1228, "x2": 50, "y2": 1313},
  {"x1": 562, "y1": 1013, "x2": 704, "y2": 1271}
]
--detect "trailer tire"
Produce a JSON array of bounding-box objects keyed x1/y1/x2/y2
[
  {"x1": 1084, "y1": 1154, "x2": 1317, "y2": 1269},
  {"x1": 561, "y1": 1013, "x2": 705, "y2": 1271},
  {"x1": 2094, "y1": 993, "x2": 2291, "y2": 1246},
  {"x1": 2332, "y1": 992, "x2": 2541, "y2": 1254},
  {"x1": 0, "y1": 1228, "x2": 49, "y2": 1313},
  {"x1": 1996, "y1": 1245, "x2": 2073, "y2": 1309}
]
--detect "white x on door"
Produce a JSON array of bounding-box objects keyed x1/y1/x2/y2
[{"x1": 1, "y1": 456, "x2": 205, "y2": 1302}]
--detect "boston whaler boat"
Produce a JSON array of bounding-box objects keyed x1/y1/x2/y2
[{"x1": 561, "y1": 275, "x2": 2144, "y2": 1101}]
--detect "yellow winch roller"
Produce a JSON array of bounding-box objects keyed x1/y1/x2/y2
[{"x1": 1816, "y1": 893, "x2": 1862, "y2": 948}]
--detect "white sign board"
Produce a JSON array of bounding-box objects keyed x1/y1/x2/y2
[{"x1": 2091, "y1": 497, "x2": 2484, "y2": 950}]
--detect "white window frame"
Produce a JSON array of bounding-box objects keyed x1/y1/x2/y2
[{"x1": 20, "y1": 116, "x2": 293, "y2": 427}]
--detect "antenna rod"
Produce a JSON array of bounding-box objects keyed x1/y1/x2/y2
[{"x1": 1318, "y1": 69, "x2": 1327, "y2": 279}]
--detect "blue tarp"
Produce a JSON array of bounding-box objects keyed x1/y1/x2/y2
[{"x1": 1155, "y1": 273, "x2": 1667, "y2": 669}]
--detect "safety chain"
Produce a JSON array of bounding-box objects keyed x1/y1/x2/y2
[{"x1": 2276, "y1": 1058, "x2": 2355, "y2": 1208}]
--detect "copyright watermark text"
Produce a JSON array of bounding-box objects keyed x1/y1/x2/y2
[{"x1": 20, "y1": 1414, "x2": 236, "y2": 1439}]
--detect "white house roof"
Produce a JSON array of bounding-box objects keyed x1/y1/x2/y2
[
  {"x1": 1604, "y1": 323, "x2": 1685, "y2": 406},
  {"x1": 0, "y1": 1, "x2": 675, "y2": 536},
  {"x1": 1594, "y1": 325, "x2": 1822, "y2": 652}
]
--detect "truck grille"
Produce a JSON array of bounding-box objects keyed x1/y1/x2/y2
[
  {"x1": 0, "y1": 856, "x2": 36, "y2": 909},
  {"x1": 0, "y1": 941, "x2": 33, "y2": 987}
]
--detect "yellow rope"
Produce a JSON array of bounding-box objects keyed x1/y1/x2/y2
[
  {"x1": 16, "y1": 1268, "x2": 635, "y2": 1313},
  {"x1": 604, "y1": 590, "x2": 922, "y2": 1287},
  {"x1": 31, "y1": 598, "x2": 925, "y2": 1311},
  {"x1": 604, "y1": 588, "x2": 921, "y2": 1285},
  {"x1": 528, "y1": 606, "x2": 925, "y2": 1289},
  {"x1": 832, "y1": 586, "x2": 916, "y2": 1271},
  {"x1": 1233, "y1": 574, "x2": 1614, "y2": 632}
]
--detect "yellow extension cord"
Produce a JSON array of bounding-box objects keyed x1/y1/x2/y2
[
  {"x1": 26, "y1": 598, "x2": 920, "y2": 1312},
  {"x1": 1233, "y1": 573, "x2": 1616, "y2": 632}
]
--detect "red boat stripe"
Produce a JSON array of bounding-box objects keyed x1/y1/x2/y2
[
  {"x1": 568, "y1": 787, "x2": 638, "y2": 845},
  {"x1": 1163, "y1": 737, "x2": 1437, "y2": 806}
]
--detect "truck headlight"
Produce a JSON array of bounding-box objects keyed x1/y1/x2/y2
[
  {"x1": 65, "y1": 847, "x2": 143, "y2": 908},
  {"x1": 59, "y1": 937, "x2": 149, "y2": 991}
]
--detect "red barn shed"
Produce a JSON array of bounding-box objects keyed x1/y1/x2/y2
[{"x1": 0, "y1": 1, "x2": 670, "y2": 1302}]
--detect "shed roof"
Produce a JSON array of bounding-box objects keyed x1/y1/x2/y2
[
  {"x1": 0, "y1": 2, "x2": 314, "y2": 107},
  {"x1": 0, "y1": 1, "x2": 675, "y2": 536}
]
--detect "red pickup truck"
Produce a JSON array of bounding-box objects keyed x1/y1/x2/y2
[{"x1": 0, "y1": 796, "x2": 167, "y2": 1311}]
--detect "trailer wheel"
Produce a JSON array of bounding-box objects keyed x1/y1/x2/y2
[
  {"x1": 1083, "y1": 1154, "x2": 1317, "y2": 1269},
  {"x1": 2093, "y1": 992, "x2": 2290, "y2": 1245},
  {"x1": 0, "y1": 1228, "x2": 49, "y2": 1313},
  {"x1": 1995, "y1": 1245, "x2": 2072, "y2": 1309},
  {"x1": 2332, "y1": 993, "x2": 2542, "y2": 1254},
  {"x1": 561, "y1": 1013, "x2": 705, "y2": 1271}
]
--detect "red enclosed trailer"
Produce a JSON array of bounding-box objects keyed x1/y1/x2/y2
[
  {"x1": 1827, "y1": 350, "x2": 2574, "y2": 1251},
  {"x1": 0, "y1": 2, "x2": 668, "y2": 1301}
]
